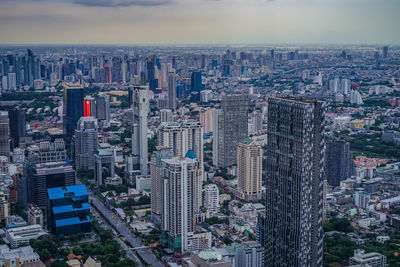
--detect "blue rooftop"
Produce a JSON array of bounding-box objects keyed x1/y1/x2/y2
[
  {"x1": 48, "y1": 185, "x2": 88, "y2": 200},
  {"x1": 55, "y1": 215, "x2": 91, "y2": 227},
  {"x1": 185, "y1": 150, "x2": 196, "y2": 159},
  {"x1": 52, "y1": 203, "x2": 90, "y2": 214}
]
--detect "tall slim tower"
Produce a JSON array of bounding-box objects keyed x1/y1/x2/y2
[
  {"x1": 132, "y1": 86, "x2": 149, "y2": 175},
  {"x1": 63, "y1": 84, "x2": 84, "y2": 139},
  {"x1": 0, "y1": 112, "x2": 10, "y2": 158},
  {"x1": 161, "y1": 157, "x2": 209, "y2": 252},
  {"x1": 74, "y1": 117, "x2": 98, "y2": 171},
  {"x1": 213, "y1": 94, "x2": 248, "y2": 167},
  {"x1": 237, "y1": 138, "x2": 263, "y2": 201},
  {"x1": 265, "y1": 97, "x2": 325, "y2": 267},
  {"x1": 167, "y1": 72, "x2": 177, "y2": 110},
  {"x1": 325, "y1": 140, "x2": 355, "y2": 187},
  {"x1": 8, "y1": 108, "x2": 26, "y2": 149},
  {"x1": 150, "y1": 147, "x2": 174, "y2": 224}
]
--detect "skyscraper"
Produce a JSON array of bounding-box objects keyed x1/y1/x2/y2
[
  {"x1": 167, "y1": 72, "x2": 177, "y2": 110},
  {"x1": 161, "y1": 157, "x2": 210, "y2": 252},
  {"x1": 150, "y1": 147, "x2": 174, "y2": 224},
  {"x1": 383, "y1": 46, "x2": 389, "y2": 58},
  {"x1": 131, "y1": 86, "x2": 149, "y2": 175},
  {"x1": 112, "y1": 56, "x2": 122, "y2": 83},
  {"x1": 325, "y1": 140, "x2": 355, "y2": 187},
  {"x1": 213, "y1": 94, "x2": 248, "y2": 167},
  {"x1": 158, "y1": 120, "x2": 204, "y2": 185},
  {"x1": 27, "y1": 162, "x2": 75, "y2": 208},
  {"x1": 237, "y1": 138, "x2": 263, "y2": 201},
  {"x1": 74, "y1": 117, "x2": 98, "y2": 171},
  {"x1": 8, "y1": 108, "x2": 26, "y2": 149},
  {"x1": 191, "y1": 71, "x2": 202, "y2": 93},
  {"x1": 64, "y1": 84, "x2": 84, "y2": 138},
  {"x1": 0, "y1": 112, "x2": 10, "y2": 158},
  {"x1": 265, "y1": 97, "x2": 325, "y2": 267}
]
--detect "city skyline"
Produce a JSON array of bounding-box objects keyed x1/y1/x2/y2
[{"x1": 0, "y1": 0, "x2": 399, "y2": 45}]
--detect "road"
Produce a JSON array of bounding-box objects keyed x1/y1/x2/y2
[
  {"x1": 90, "y1": 202, "x2": 143, "y2": 266},
  {"x1": 91, "y1": 196, "x2": 164, "y2": 267}
]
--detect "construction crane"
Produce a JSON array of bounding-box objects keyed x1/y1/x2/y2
[{"x1": 191, "y1": 217, "x2": 207, "y2": 249}]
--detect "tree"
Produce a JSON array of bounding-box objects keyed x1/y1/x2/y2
[{"x1": 222, "y1": 234, "x2": 232, "y2": 245}]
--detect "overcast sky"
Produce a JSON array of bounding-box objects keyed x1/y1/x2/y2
[{"x1": 0, "y1": 0, "x2": 399, "y2": 45}]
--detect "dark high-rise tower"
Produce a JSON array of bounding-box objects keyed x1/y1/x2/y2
[
  {"x1": 383, "y1": 46, "x2": 389, "y2": 58},
  {"x1": 213, "y1": 94, "x2": 248, "y2": 167},
  {"x1": 325, "y1": 140, "x2": 355, "y2": 187},
  {"x1": 167, "y1": 72, "x2": 177, "y2": 110},
  {"x1": 64, "y1": 85, "x2": 84, "y2": 139},
  {"x1": 191, "y1": 71, "x2": 202, "y2": 93},
  {"x1": 8, "y1": 108, "x2": 26, "y2": 149},
  {"x1": 0, "y1": 112, "x2": 10, "y2": 158},
  {"x1": 265, "y1": 97, "x2": 325, "y2": 267}
]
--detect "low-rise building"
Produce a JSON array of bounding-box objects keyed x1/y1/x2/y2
[
  {"x1": 349, "y1": 249, "x2": 386, "y2": 267},
  {"x1": 5, "y1": 225, "x2": 46, "y2": 248},
  {"x1": 0, "y1": 245, "x2": 45, "y2": 267}
]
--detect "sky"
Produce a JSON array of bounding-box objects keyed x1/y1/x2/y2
[{"x1": 0, "y1": 0, "x2": 399, "y2": 45}]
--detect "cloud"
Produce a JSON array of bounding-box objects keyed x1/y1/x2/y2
[
  {"x1": 76, "y1": 0, "x2": 173, "y2": 6},
  {"x1": 19, "y1": 0, "x2": 174, "y2": 7}
]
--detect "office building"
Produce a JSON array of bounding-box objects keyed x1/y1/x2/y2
[
  {"x1": 37, "y1": 139, "x2": 66, "y2": 164},
  {"x1": 95, "y1": 95, "x2": 110, "y2": 124},
  {"x1": 27, "y1": 162, "x2": 75, "y2": 208},
  {"x1": 150, "y1": 147, "x2": 174, "y2": 224},
  {"x1": 237, "y1": 139, "x2": 262, "y2": 201},
  {"x1": 204, "y1": 184, "x2": 220, "y2": 216},
  {"x1": 94, "y1": 149, "x2": 115, "y2": 185},
  {"x1": 168, "y1": 72, "x2": 177, "y2": 110},
  {"x1": 8, "y1": 108, "x2": 26, "y2": 149},
  {"x1": 213, "y1": 95, "x2": 248, "y2": 167},
  {"x1": 47, "y1": 185, "x2": 91, "y2": 236},
  {"x1": 74, "y1": 117, "x2": 98, "y2": 171},
  {"x1": 131, "y1": 86, "x2": 149, "y2": 175},
  {"x1": 0, "y1": 112, "x2": 10, "y2": 158},
  {"x1": 383, "y1": 46, "x2": 389, "y2": 58},
  {"x1": 64, "y1": 84, "x2": 84, "y2": 138},
  {"x1": 0, "y1": 245, "x2": 44, "y2": 267},
  {"x1": 355, "y1": 191, "x2": 370, "y2": 209},
  {"x1": 0, "y1": 191, "x2": 9, "y2": 222},
  {"x1": 158, "y1": 120, "x2": 204, "y2": 184},
  {"x1": 325, "y1": 140, "x2": 355, "y2": 187},
  {"x1": 265, "y1": 97, "x2": 325, "y2": 267},
  {"x1": 349, "y1": 249, "x2": 386, "y2": 267},
  {"x1": 5, "y1": 225, "x2": 46, "y2": 248},
  {"x1": 226, "y1": 241, "x2": 264, "y2": 267},
  {"x1": 191, "y1": 71, "x2": 203, "y2": 93},
  {"x1": 83, "y1": 97, "x2": 96, "y2": 118},
  {"x1": 161, "y1": 157, "x2": 210, "y2": 252}
]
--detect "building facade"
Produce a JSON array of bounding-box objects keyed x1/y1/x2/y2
[
  {"x1": 237, "y1": 139, "x2": 263, "y2": 201},
  {"x1": 47, "y1": 185, "x2": 91, "y2": 236},
  {"x1": 213, "y1": 95, "x2": 248, "y2": 167},
  {"x1": 264, "y1": 97, "x2": 325, "y2": 267},
  {"x1": 325, "y1": 140, "x2": 355, "y2": 186},
  {"x1": 74, "y1": 117, "x2": 98, "y2": 170},
  {"x1": 131, "y1": 86, "x2": 149, "y2": 175}
]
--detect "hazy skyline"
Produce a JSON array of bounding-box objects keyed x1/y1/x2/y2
[{"x1": 0, "y1": 0, "x2": 399, "y2": 45}]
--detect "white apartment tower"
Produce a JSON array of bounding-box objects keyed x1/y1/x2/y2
[
  {"x1": 158, "y1": 120, "x2": 204, "y2": 184},
  {"x1": 204, "y1": 184, "x2": 220, "y2": 215},
  {"x1": 161, "y1": 157, "x2": 210, "y2": 252},
  {"x1": 131, "y1": 86, "x2": 149, "y2": 175}
]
